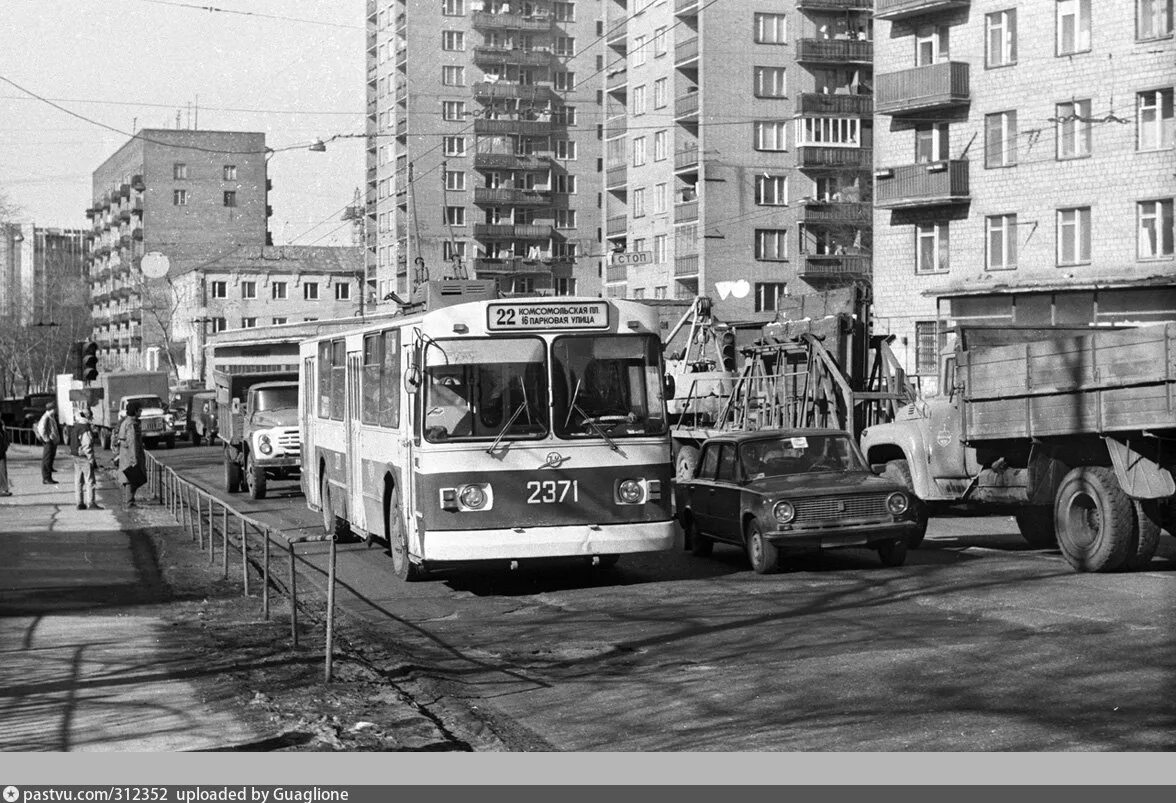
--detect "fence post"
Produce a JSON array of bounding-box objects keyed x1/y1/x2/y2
[
  {"x1": 289, "y1": 542, "x2": 298, "y2": 648},
  {"x1": 207, "y1": 498, "x2": 215, "y2": 567},
  {"x1": 185, "y1": 485, "x2": 195, "y2": 542},
  {"x1": 262, "y1": 528, "x2": 270, "y2": 621},
  {"x1": 195, "y1": 491, "x2": 204, "y2": 550},
  {"x1": 241, "y1": 518, "x2": 250, "y2": 597},
  {"x1": 325, "y1": 535, "x2": 336, "y2": 684},
  {"x1": 222, "y1": 508, "x2": 229, "y2": 579}
]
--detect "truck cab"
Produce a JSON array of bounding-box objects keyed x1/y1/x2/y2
[
  {"x1": 119, "y1": 393, "x2": 175, "y2": 449},
  {"x1": 218, "y1": 373, "x2": 300, "y2": 500}
]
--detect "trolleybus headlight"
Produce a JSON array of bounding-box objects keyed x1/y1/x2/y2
[
  {"x1": 773, "y1": 501, "x2": 795, "y2": 524},
  {"x1": 887, "y1": 492, "x2": 909, "y2": 515},
  {"x1": 459, "y1": 484, "x2": 488, "y2": 510},
  {"x1": 617, "y1": 479, "x2": 645, "y2": 505},
  {"x1": 258, "y1": 434, "x2": 273, "y2": 455}
]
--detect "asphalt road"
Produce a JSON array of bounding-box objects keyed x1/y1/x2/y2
[{"x1": 151, "y1": 441, "x2": 1176, "y2": 751}]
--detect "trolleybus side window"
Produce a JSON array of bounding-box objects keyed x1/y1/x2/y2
[
  {"x1": 316, "y1": 341, "x2": 332, "y2": 418},
  {"x1": 317, "y1": 338, "x2": 346, "y2": 420},
  {"x1": 423, "y1": 337, "x2": 548, "y2": 442},
  {"x1": 551, "y1": 334, "x2": 667, "y2": 439},
  {"x1": 361, "y1": 329, "x2": 402, "y2": 428}
]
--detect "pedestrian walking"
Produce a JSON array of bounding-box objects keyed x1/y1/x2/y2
[
  {"x1": 71, "y1": 409, "x2": 101, "y2": 510},
  {"x1": 0, "y1": 419, "x2": 12, "y2": 496},
  {"x1": 36, "y1": 401, "x2": 61, "y2": 484},
  {"x1": 114, "y1": 402, "x2": 147, "y2": 509}
]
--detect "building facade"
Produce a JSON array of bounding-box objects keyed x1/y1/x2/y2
[
  {"x1": 603, "y1": 0, "x2": 874, "y2": 322},
  {"x1": 87, "y1": 129, "x2": 270, "y2": 375},
  {"x1": 1, "y1": 223, "x2": 89, "y2": 326},
  {"x1": 170, "y1": 246, "x2": 364, "y2": 383},
  {"x1": 872, "y1": 0, "x2": 1176, "y2": 394},
  {"x1": 367, "y1": 0, "x2": 604, "y2": 305}
]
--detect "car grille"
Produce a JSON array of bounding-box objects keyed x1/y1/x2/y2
[{"x1": 792, "y1": 494, "x2": 888, "y2": 525}]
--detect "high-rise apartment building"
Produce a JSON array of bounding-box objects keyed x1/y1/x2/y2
[
  {"x1": 87, "y1": 129, "x2": 270, "y2": 374},
  {"x1": 367, "y1": 0, "x2": 603, "y2": 303},
  {"x1": 602, "y1": 0, "x2": 874, "y2": 321},
  {"x1": 1, "y1": 223, "x2": 89, "y2": 326},
  {"x1": 872, "y1": 0, "x2": 1176, "y2": 394}
]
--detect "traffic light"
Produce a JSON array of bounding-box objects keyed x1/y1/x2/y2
[
  {"x1": 70, "y1": 341, "x2": 85, "y2": 380},
  {"x1": 719, "y1": 330, "x2": 738, "y2": 373},
  {"x1": 82, "y1": 340, "x2": 100, "y2": 382}
]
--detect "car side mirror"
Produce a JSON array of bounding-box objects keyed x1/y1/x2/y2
[
  {"x1": 231, "y1": 397, "x2": 241, "y2": 414},
  {"x1": 663, "y1": 374, "x2": 675, "y2": 400}
]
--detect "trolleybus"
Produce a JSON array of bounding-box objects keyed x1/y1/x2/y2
[{"x1": 300, "y1": 288, "x2": 677, "y2": 579}]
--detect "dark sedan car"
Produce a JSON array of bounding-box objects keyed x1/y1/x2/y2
[{"x1": 675, "y1": 429, "x2": 918, "y2": 573}]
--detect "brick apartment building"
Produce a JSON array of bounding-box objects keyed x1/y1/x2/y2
[{"x1": 871, "y1": 0, "x2": 1175, "y2": 394}]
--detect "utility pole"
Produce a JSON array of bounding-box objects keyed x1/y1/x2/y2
[{"x1": 341, "y1": 188, "x2": 366, "y2": 316}]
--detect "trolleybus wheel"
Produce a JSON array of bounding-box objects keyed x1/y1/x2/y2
[
  {"x1": 320, "y1": 473, "x2": 350, "y2": 540},
  {"x1": 386, "y1": 488, "x2": 422, "y2": 581},
  {"x1": 688, "y1": 516, "x2": 713, "y2": 558}
]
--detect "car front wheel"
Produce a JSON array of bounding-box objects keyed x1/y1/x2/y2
[{"x1": 745, "y1": 517, "x2": 778, "y2": 575}]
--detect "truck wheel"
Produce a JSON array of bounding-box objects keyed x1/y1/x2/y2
[
  {"x1": 1014, "y1": 507, "x2": 1057, "y2": 548},
  {"x1": 675, "y1": 445, "x2": 700, "y2": 481},
  {"x1": 1123, "y1": 500, "x2": 1162, "y2": 571},
  {"x1": 882, "y1": 459, "x2": 928, "y2": 548},
  {"x1": 224, "y1": 457, "x2": 242, "y2": 493},
  {"x1": 165, "y1": 435, "x2": 175, "y2": 450},
  {"x1": 745, "y1": 517, "x2": 779, "y2": 575},
  {"x1": 320, "y1": 474, "x2": 350, "y2": 540},
  {"x1": 245, "y1": 452, "x2": 267, "y2": 500},
  {"x1": 1053, "y1": 466, "x2": 1133, "y2": 572}
]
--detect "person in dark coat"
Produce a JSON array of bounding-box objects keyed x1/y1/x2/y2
[
  {"x1": 0, "y1": 419, "x2": 12, "y2": 496},
  {"x1": 114, "y1": 402, "x2": 147, "y2": 508},
  {"x1": 38, "y1": 401, "x2": 61, "y2": 484}
]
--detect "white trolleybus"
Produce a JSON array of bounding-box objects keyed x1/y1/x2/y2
[{"x1": 300, "y1": 287, "x2": 676, "y2": 579}]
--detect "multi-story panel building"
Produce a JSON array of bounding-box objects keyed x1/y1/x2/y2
[
  {"x1": 0, "y1": 223, "x2": 89, "y2": 326},
  {"x1": 367, "y1": 0, "x2": 603, "y2": 303},
  {"x1": 603, "y1": 0, "x2": 873, "y2": 321},
  {"x1": 873, "y1": 0, "x2": 1176, "y2": 394},
  {"x1": 87, "y1": 129, "x2": 270, "y2": 375},
  {"x1": 171, "y1": 246, "x2": 364, "y2": 382}
]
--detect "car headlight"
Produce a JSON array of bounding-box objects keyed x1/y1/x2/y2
[
  {"x1": 887, "y1": 491, "x2": 909, "y2": 515},
  {"x1": 258, "y1": 434, "x2": 273, "y2": 455},
  {"x1": 773, "y1": 500, "x2": 795, "y2": 524},
  {"x1": 459, "y1": 484, "x2": 487, "y2": 509},
  {"x1": 617, "y1": 479, "x2": 644, "y2": 504}
]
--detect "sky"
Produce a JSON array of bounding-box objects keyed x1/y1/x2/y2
[{"x1": 0, "y1": 0, "x2": 365, "y2": 246}]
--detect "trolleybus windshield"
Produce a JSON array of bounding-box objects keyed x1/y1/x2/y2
[
  {"x1": 552, "y1": 334, "x2": 667, "y2": 439},
  {"x1": 423, "y1": 337, "x2": 548, "y2": 442}
]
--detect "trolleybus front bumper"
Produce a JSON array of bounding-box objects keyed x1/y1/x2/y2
[{"x1": 419, "y1": 519, "x2": 679, "y2": 562}]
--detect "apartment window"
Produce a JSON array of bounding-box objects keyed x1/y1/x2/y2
[
  {"x1": 654, "y1": 130, "x2": 667, "y2": 161},
  {"x1": 914, "y1": 321, "x2": 944, "y2": 375},
  {"x1": 653, "y1": 234, "x2": 667, "y2": 263},
  {"x1": 554, "y1": 277, "x2": 577, "y2": 296},
  {"x1": 173, "y1": 189, "x2": 189, "y2": 206},
  {"x1": 654, "y1": 183, "x2": 667, "y2": 213},
  {"x1": 554, "y1": 242, "x2": 579, "y2": 260},
  {"x1": 555, "y1": 37, "x2": 575, "y2": 56},
  {"x1": 210, "y1": 318, "x2": 227, "y2": 333},
  {"x1": 654, "y1": 26, "x2": 668, "y2": 56},
  {"x1": 754, "y1": 229, "x2": 787, "y2": 261},
  {"x1": 1056, "y1": 99, "x2": 1092, "y2": 158},
  {"x1": 555, "y1": 210, "x2": 577, "y2": 229},
  {"x1": 633, "y1": 85, "x2": 646, "y2": 115},
  {"x1": 1138, "y1": 0, "x2": 1174, "y2": 39},
  {"x1": 633, "y1": 35, "x2": 646, "y2": 65},
  {"x1": 655, "y1": 286, "x2": 667, "y2": 299},
  {"x1": 173, "y1": 163, "x2": 188, "y2": 180},
  {"x1": 442, "y1": 101, "x2": 466, "y2": 121},
  {"x1": 633, "y1": 188, "x2": 646, "y2": 217},
  {"x1": 753, "y1": 121, "x2": 787, "y2": 151},
  {"x1": 987, "y1": 214, "x2": 1018, "y2": 270},
  {"x1": 654, "y1": 78, "x2": 668, "y2": 108},
  {"x1": 755, "y1": 175, "x2": 787, "y2": 206},
  {"x1": 442, "y1": 241, "x2": 467, "y2": 261},
  {"x1": 269, "y1": 281, "x2": 286, "y2": 300},
  {"x1": 1138, "y1": 199, "x2": 1175, "y2": 260},
  {"x1": 442, "y1": 30, "x2": 465, "y2": 50},
  {"x1": 335, "y1": 283, "x2": 351, "y2": 300},
  {"x1": 915, "y1": 123, "x2": 950, "y2": 162},
  {"x1": 985, "y1": 111, "x2": 1017, "y2": 167},
  {"x1": 796, "y1": 117, "x2": 860, "y2": 147},
  {"x1": 443, "y1": 136, "x2": 467, "y2": 156},
  {"x1": 554, "y1": 174, "x2": 576, "y2": 194},
  {"x1": 556, "y1": 140, "x2": 577, "y2": 160},
  {"x1": 554, "y1": 71, "x2": 575, "y2": 91},
  {"x1": 442, "y1": 65, "x2": 465, "y2": 86},
  {"x1": 754, "y1": 13, "x2": 787, "y2": 44},
  {"x1": 223, "y1": 190, "x2": 238, "y2": 207},
  {"x1": 304, "y1": 282, "x2": 320, "y2": 300},
  {"x1": 915, "y1": 223, "x2": 950, "y2": 274},
  {"x1": 915, "y1": 25, "x2": 949, "y2": 65},
  {"x1": 443, "y1": 0, "x2": 464, "y2": 15},
  {"x1": 754, "y1": 283, "x2": 788, "y2": 313},
  {"x1": 223, "y1": 164, "x2": 237, "y2": 181},
  {"x1": 632, "y1": 288, "x2": 645, "y2": 300},
  {"x1": 210, "y1": 280, "x2": 227, "y2": 299},
  {"x1": 241, "y1": 317, "x2": 257, "y2": 328},
  {"x1": 443, "y1": 206, "x2": 466, "y2": 225},
  {"x1": 272, "y1": 317, "x2": 288, "y2": 326},
  {"x1": 241, "y1": 281, "x2": 257, "y2": 299},
  {"x1": 1057, "y1": 207, "x2": 1092, "y2": 266},
  {"x1": 1138, "y1": 88, "x2": 1175, "y2": 150},
  {"x1": 986, "y1": 10, "x2": 1017, "y2": 67},
  {"x1": 554, "y1": 2, "x2": 575, "y2": 22},
  {"x1": 444, "y1": 170, "x2": 466, "y2": 191},
  {"x1": 754, "y1": 66, "x2": 787, "y2": 98},
  {"x1": 633, "y1": 136, "x2": 647, "y2": 166},
  {"x1": 1056, "y1": 0, "x2": 1091, "y2": 55}
]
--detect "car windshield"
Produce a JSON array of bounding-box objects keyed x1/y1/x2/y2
[
  {"x1": 551, "y1": 334, "x2": 667, "y2": 439},
  {"x1": 254, "y1": 386, "x2": 298, "y2": 412},
  {"x1": 740, "y1": 434, "x2": 868, "y2": 478},
  {"x1": 423, "y1": 337, "x2": 548, "y2": 442}
]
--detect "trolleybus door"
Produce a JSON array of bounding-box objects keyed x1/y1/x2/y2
[
  {"x1": 345, "y1": 351, "x2": 367, "y2": 532},
  {"x1": 301, "y1": 356, "x2": 316, "y2": 501}
]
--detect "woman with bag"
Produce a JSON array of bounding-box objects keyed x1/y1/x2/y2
[{"x1": 114, "y1": 402, "x2": 147, "y2": 508}]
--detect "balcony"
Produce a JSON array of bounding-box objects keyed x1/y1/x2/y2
[
  {"x1": 675, "y1": 0, "x2": 699, "y2": 14},
  {"x1": 675, "y1": 91, "x2": 699, "y2": 120},
  {"x1": 796, "y1": 93, "x2": 872, "y2": 116},
  {"x1": 675, "y1": 36, "x2": 699, "y2": 67},
  {"x1": 606, "y1": 67, "x2": 628, "y2": 93},
  {"x1": 606, "y1": 164, "x2": 628, "y2": 190},
  {"x1": 474, "y1": 118, "x2": 553, "y2": 136},
  {"x1": 796, "y1": 146, "x2": 872, "y2": 170},
  {"x1": 795, "y1": 39, "x2": 872, "y2": 64},
  {"x1": 674, "y1": 200, "x2": 699, "y2": 223},
  {"x1": 606, "y1": 264, "x2": 628, "y2": 283},
  {"x1": 875, "y1": 0, "x2": 970, "y2": 21},
  {"x1": 607, "y1": 215, "x2": 627, "y2": 236},
  {"x1": 675, "y1": 146, "x2": 699, "y2": 172},
  {"x1": 797, "y1": 0, "x2": 872, "y2": 8},
  {"x1": 396, "y1": 118, "x2": 407, "y2": 137},
  {"x1": 471, "y1": 11, "x2": 554, "y2": 32},
  {"x1": 474, "y1": 151, "x2": 553, "y2": 171},
  {"x1": 475, "y1": 258, "x2": 555, "y2": 277},
  {"x1": 798, "y1": 254, "x2": 872, "y2": 279},
  {"x1": 474, "y1": 188, "x2": 553, "y2": 206},
  {"x1": 606, "y1": 22, "x2": 627, "y2": 49},
  {"x1": 674, "y1": 253, "x2": 699, "y2": 277},
  {"x1": 605, "y1": 115, "x2": 627, "y2": 138},
  {"x1": 799, "y1": 201, "x2": 871, "y2": 225},
  {"x1": 874, "y1": 160, "x2": 970, "y2": 208},
  {"x1": 876, "y1": 61, "x2": 970, "y2": 116},
  {"x1": 472, "y1": 82, "x2": 557, "y2": 103},
  {"x1": 473, "y1": 223, "x2": 554, "y2": 240},
  {"x1": 472, "y1": 46, "x2": 554, "y2": 68}
]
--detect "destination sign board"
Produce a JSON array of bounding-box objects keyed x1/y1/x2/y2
[{"x1": 487, "y1": 301, "x2": 610, "y2": 332}]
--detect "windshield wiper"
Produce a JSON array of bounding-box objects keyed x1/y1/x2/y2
[
  {"x1": 485, "y1": 402, "x2": 530, "y2": 455},
  {"x1": 570, "y1": 400, "x2": 620, "y2": 452}
]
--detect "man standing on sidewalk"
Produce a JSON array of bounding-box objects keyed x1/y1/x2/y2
[
  {"x1": 71, "y1": 408, "x2": 100, "y2": 510},
  {"x1": 36, "y1": 401, "x2": 61, "y2": 485},
  {"x1": 114, "y1": 402, "x2": 146, "y2": 509},
  {"x1": 0, "y1": 419, "x2": 11, "y2": 496}
]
